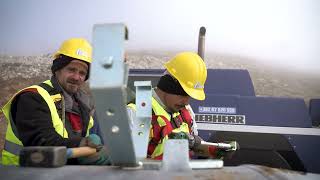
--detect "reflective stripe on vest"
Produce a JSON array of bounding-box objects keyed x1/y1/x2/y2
[
  {"x1": 4, "y1": 140, "x2": 22, "y2": 156},
  {"x1": 149, "y1": 97, "x2": 190, "y2": 159},
  {"x1": 40, "y1": 80, "x2": 94, "y2": 137},
  {"x1": 1, "y1": 80, "x2": 94, "y2": 165}
]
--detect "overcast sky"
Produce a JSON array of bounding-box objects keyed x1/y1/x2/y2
[{"x1": 0, "y1": 0, "x2": 319, "y2": 71}]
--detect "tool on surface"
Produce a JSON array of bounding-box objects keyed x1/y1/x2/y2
[{"x1": 19, "y1": 146, "x2": 96, "y2": 167}]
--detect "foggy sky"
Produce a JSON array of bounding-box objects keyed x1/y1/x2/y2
[{"x1": 0, "y1": 0, "x2": 319, "y2": 71}]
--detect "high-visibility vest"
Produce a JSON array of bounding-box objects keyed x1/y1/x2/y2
[
  {"x1": 128, "y1": 97, "x2": 192, "y2": 160},
  {"x1": 1, "y1": 80, "x2": 94, "y2": 165}
]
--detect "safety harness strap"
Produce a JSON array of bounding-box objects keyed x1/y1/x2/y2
[
  {"x1": 179, "y1": 108, "x2": 193, "y2": 132},
  {"x1": 148, "y1": 115, "x2": 173, "y2": 156}
]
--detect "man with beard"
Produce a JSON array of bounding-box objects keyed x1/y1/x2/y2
[
  {"x1": 128, "y1": 52, "x2": 239, "y2": 160},
  {"x1": 127, "y1": 52, "x2": 224, "y2": 159},
  {"x1": 1, "y1": 38, "x2": 110, "y2": 165}
]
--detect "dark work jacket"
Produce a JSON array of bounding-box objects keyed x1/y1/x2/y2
[{"x1": 11, "y1": 76, "x2": 96, "y2": 164}]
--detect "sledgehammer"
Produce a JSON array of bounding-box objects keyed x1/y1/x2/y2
[{"x1": 19, "y1": 146, "x2": 96, "y2": 167}]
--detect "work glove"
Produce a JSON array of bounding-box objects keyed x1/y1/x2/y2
[
  {"x1": 186, "y1": 134, "x2": 203, "y2": 150},
  {"x1": 168, "y1": 132, "x2": 189, "y2": 140},
  {"x1": 191, "y1": 139, "x2": 240, "y2": 159},
  {"x1": 77, "y1": 134, "x2": 112, "y2": 165},
  {"x1": 192, "y1": 143, "x2": 218, "y2": 158},
  {"x1": 168, "y1": 132, "x2": 203, "y2": 150},
  {"x1": 79, "y1": 134, "x2": 102, "y2": 148},
  {"x1": 77, "y1": 146, "x2": 111, "y2": 165}
]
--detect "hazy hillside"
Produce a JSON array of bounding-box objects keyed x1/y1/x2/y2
[
  {"x1": 126, "y1": 51, "x2": 320, "y2": 103},
  {"x1": 0, "y1": 52, "x2": 319, "y2": 152}
]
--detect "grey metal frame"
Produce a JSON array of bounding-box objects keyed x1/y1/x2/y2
[
  {"x1": 90, "y1": 23, "x2": 224, "y2": 170},
  {"x1": 91, "y1": 23, "x2": 138, "y2": 166},
  {"x1": 132, "y1": 81, "x2": 152, "y2": 160}
]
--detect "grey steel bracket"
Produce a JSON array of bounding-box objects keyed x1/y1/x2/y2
[
  {"x1": 132, "y1": 81, "x2": 152, "y2": 160},
  {"x1": 90, "y1": 23, "x2": 138, "y2": 167},
  {"x1": 161, "y1": 139, "x2": 192, "y2": 171},
  {"x1": 141, "y1": 139, "x2": 224, "y2": 171},
  {"x1": 161, "y1": 139, "x2": 224, "y2": 171}
]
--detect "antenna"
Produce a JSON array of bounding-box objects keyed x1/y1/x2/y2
[{"x1": 197, "y1": 26, "x2": 206, "y2": 60}]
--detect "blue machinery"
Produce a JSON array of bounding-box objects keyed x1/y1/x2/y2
[
  {"x1": 1, "y1": 23, "x2": 320, "y2": 180},
  {"x1": 129, "y1": 68, "x2": 320, "y2": 173},
  {"x1": 123, "y1": 23, "x2": 320, "y2": 174}
]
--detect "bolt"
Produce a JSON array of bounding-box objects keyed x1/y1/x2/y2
[
  {"x1": 106, "y1": 109, "x2": 115, "y2": 116},
  {"x1": 111, "y1": 125, "x2": 120, "y2": 133}
]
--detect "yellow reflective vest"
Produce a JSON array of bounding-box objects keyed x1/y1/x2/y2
[
  {"x1": 128, "y1": 97, "x2": 191, "y2": 159},
  {"x1": 1, "y1": 80, "x2": 94, "y2": 165}
]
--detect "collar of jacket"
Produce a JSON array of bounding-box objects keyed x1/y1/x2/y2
[
  {"x1": 153, "y1": 88, "x2": 175, "y2": 117},
  {"x1": 50, "y1": 75, "x2": 93, "y2": 115}
]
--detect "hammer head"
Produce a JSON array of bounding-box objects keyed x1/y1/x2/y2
[{"x1": 20, "y1": 146, "x2": 67, "y2": 167}]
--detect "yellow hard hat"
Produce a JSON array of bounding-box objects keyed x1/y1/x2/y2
[
  {"x1": 54, "y1": 38, "x2": 92, "y2": 64},
  {"x1": 164, "y1": 52, "x2": 207, "y2": 100}
]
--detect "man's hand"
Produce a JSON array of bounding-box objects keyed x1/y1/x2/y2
[
  {"x1": 168, "y1": 132, "x2": 189, "y2": 140},
  {"x1": 226, "y1": 141, "x2": 240, "y2": 151},
  {"x1": 186, "y1": 133, "x2": 203, "y2": 150},
  {"x1": 77, "y1": 146, "x2": 111, "y2": 165},
  {"x1": 77, "y1": 134, "x2": 111, "y2": 165},
  {"x1": 79, "y1": 134, "x2": 101, "y2": 148},
  {"x1": 168, "y1": 132, "x2": 202, "y2": 149},
  {"x1": 216, "y1": 141, "x2": 240, "y2": 159},
  {"x1": 168, "y1": 132, "x2": 240, "y2": 159},
  {"x1": 192, "y1": 139, "x2": 240, "y2": 159}
]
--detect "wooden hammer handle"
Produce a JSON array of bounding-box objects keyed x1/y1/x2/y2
[{"x1": 67, "y1": 147, "x2": 97, "y2": 158}]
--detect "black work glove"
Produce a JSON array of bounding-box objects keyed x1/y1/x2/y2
[{"x1": 77, "y1": 134, "x2": 111, "y2": 165}]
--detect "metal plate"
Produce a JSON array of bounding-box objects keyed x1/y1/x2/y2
[
  {"x1": 91, "y1": 23, "x2": 137, "y2": 166},
  {"x1": 132, "y1": 81, "x2": 152, "y2": 160}
]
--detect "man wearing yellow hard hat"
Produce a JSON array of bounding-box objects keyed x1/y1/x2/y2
[
  {"x1": 128, "y1": 52, "x2": 239, "y2": 159},
  {"x1": 1, "y1": 38, "x2": 110, "y2": 165},
  {"x1": 128, "y1": 52, "x2": 222, "y2": 159}
]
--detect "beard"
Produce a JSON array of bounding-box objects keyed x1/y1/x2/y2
[{"x1": 64, "y1": 79, "x2": 81, "y2": 94}]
